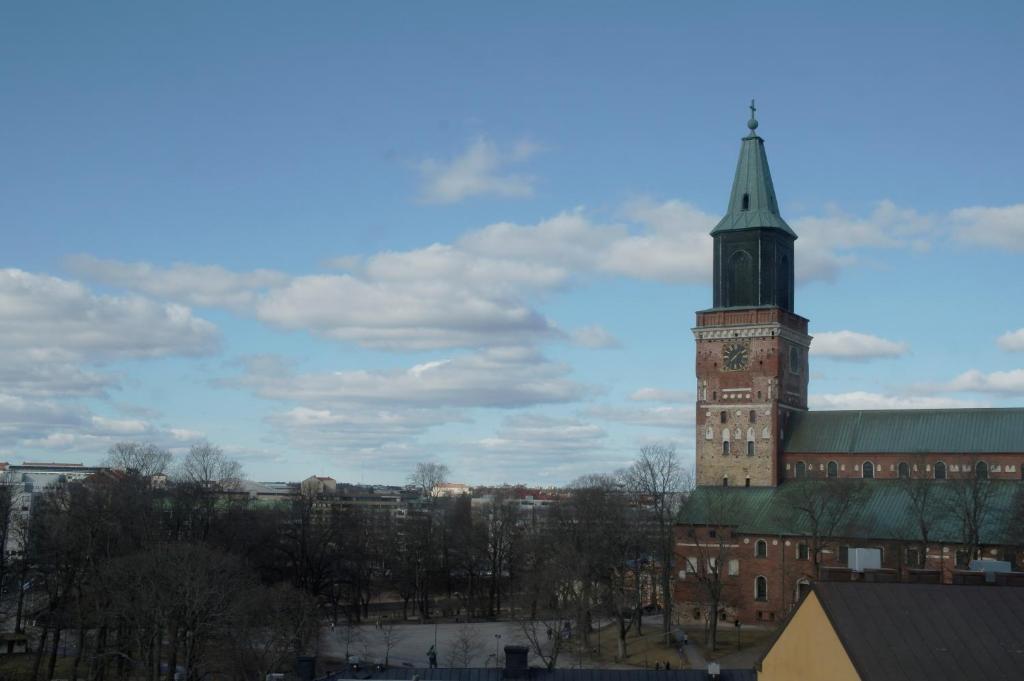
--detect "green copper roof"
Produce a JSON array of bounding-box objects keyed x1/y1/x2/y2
[
  {"x1": 784, "y1": 408, "x2": 1024, "y2": 454},
  {"x1": 711, "y1": 102, "x2": 796, "y2": 238},
  {"x1": 680, "y1": 481, "x2": 1024, "y2": 545}
]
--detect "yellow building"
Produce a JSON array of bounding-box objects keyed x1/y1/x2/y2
[{"x1": 758, "y1": 582, "x2": 1024, "y2": 681}]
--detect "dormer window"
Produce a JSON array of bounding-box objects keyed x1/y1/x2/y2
[{"x1": 741, "y1": 193, "x2": 750, "y2": 211}]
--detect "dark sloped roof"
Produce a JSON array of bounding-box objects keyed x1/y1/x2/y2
[
  {"x1": 680, "y1": 481, "x2": 1024, "y2": 545},
  {"x1": 813, "y1": 582, "x2": 1024, "y2": 681},
  {"x1": 784, "y1": 408, "x2": 1024, "y2": 454},
  {"x1": 711, "y1": 128, "x2": 795, "y2": 238},
  {"x1": 319, "y1": 669, "x2": 755, "y2": 681}
]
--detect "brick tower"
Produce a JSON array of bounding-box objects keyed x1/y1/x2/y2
[{"x1": 694, "y1": 103, "x2": 812, "y2": 487}]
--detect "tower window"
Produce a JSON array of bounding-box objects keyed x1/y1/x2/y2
[
  {"x1": 898, "y1": 462, "x2": 910, "y2": 479},
  {"x1": 755, "y1": 540, "x2": 768, "y2": 558},
  {"x1": 755, "y1": 576, "x2": 767, "y2": 601},
  {"x1": 741, "y1": 193, "x2": 750, "y2": 211},
  {"x1": 723, "y1": 441, "x2": 731, "y2": 456},
  {"x1": 745, "y1": 477, "x2": 751, "y2": 487},
  {"x1": 722, "y1": 477, "x2": 729, "y2": 487},
  {"x1": 827, "y1": 461, "x2": 838, "y2": 478},
  {"x1": 749, "y1": 410, "x2": 756, "y2": 423},
  {"x1": 934, "y1": 462, "x2": 947, "y2": 480},
  {"x1": 976, "y1": 461, "x2": 988, "y2": 479},
  {"x1": 863, "y1": 461, "x2": 874, "y2": 479},
  {"x1": 747, "y1": 441, "x2": 754, "y2": 456},
  {"x1": 720, "y1": 411, "x2": 727, "y2": 423}
]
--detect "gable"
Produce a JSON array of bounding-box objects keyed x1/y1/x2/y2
[{"x1": 759, "y1": 591, "x2": 860, "y2": 681}]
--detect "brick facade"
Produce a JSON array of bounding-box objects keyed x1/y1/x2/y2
[
  {"x1": 673, "y1": 525, "x2": 1022, "y2": 624},
  {"x1": 781, "y1": 453, "x2": 1024, "y2": 481}
]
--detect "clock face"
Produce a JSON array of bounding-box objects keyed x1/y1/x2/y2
[{"x1": 722, "y1": 342, "x2": 750, "y2": 371}]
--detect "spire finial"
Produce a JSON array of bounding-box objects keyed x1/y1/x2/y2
[{"x1": 747, "y1": 99, "x2": 758, "y2": 133}]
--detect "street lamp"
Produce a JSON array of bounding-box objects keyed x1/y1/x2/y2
[
  {"x1": 494, "y1": 633, "x2": 502, "y2": 667},
  {"x1": 734, "y1": 619, "x2": 742, "y2": 650}
]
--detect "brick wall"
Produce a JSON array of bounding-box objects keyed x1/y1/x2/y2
[
  {"x1": 781, "y1": 453, "x2": 1023, "y2": 481},
  {"x1": 674, "y1": 524, "x2": 1022, "y2": 624}
]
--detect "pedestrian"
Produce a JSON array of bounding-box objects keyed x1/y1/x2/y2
[
  {"x1": 665, "y1": 662, "x2": 671, "y2": 670},
  {"x1": 427, "y1": 645, "x2": 438, "y2": 669},
  {"x1": 330, "y1": 621, "x2": 336, "y2": 632},
  {"x1": 655, "y1": 662, "x2": 662, "y2": 670}
]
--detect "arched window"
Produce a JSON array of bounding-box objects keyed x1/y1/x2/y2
[
  {"x1": 934, "y1": 461, "x2": 947, "y2": 480},
  {"x1": 755, "y1": 576, "x2": 767, "y2": 601},
  {"x1": 827, "y1": 461, "x2": 838, "y2": 478},
  {"x1": 755, "y1": 539, "x2": 767, "y2": 558},
  {"x1": 722, "y1": 477, "x2": 729, "y2": 487},
  {"x1": 720, "y1": 411, "x2": 727, "y2": 424},
  {"x1": 741, "y1": 193, "x2": 750, "y2": 211},
  {"x1": 723, "y1": 441, "x2": 730, "y2": 456},
  {"x1": 747, "y1": 441, "x2": 754, "y2": 456},
  {"x1": 976, "y1": 461, "x2": 989, "y2": 479},
  {"x1": 726, "y1": 250, "x2": 755, "y2": 307},
  {"x1": 898, "y1": 462, "x2": 910, "y2": 479},
  {"x1": 795, "y1": 461, "x2": 806, "y2": 479},
  {"x1": 862, "y1": 461, "x2": 874, "y2": 479},
  {"x1": 749, "y1": 410, "x2": 756, "y2": 423}
]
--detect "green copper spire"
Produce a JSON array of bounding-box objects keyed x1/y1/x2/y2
[{"x1": 711, "y1": 101, "x2": 796, "y2": 238}]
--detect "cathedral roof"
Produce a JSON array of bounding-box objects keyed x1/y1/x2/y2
[
  {"x1": 711, "y1": 101, "x2": 796, "y2": 238},
  {"x1": 783, "y1": 408, "x2": 1024, "y2": 454},
  {"x1": 680, "y1": 481, "x2": 1024, "y2": 545}
]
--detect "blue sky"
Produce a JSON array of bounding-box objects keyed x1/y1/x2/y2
[{"x1": 1, "y1": 2, "x2": 1022, "y2": 484}]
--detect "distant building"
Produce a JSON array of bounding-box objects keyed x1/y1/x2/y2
[
  {"x1": 758, "y1": 582, "x2": 1024, "y2": 681},
  {"x1": 676, "y1": 107, "x2": 1024, "y2": 624},
  {"x1": 432, "y1": 482, "x2": 470, "y2": 497},
  {"x1": 301, "y1": 475, "x2": 337, "y2": 496}
]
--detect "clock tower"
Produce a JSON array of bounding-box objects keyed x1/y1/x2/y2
[{"x1": 693, "y1": 103, "x2": 812, "y2": 487}]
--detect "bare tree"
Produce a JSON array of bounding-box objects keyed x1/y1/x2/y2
[
  {"x1": 374, "y1": 621, "x2": 405, "y2": 667},
  {"x1": 947, "y1": 468, "x2": 997, "y2": 562},
  {"x1": 900, "y1": 454, "x2": 947, "y2": 568},
  {"x1": 178, "y1": 442, "x2": 243, "y2": 490},
  {"x1": 446, "y1": 623, "x2": 483, "y2": 668},
  {"x1": 409, "y1": 462, "x2": 451, "y2": 498},
  {"x1": 782, "y1": 479, "x2": 866, "y2": 578},
  {"x1": 621, "y1": 444, "x2": 687, "y2": 640},
  {"x1": 679, "y1": 487, "x2": 735, "y2": 652},
  {"x1": 105, "y1": 441, "x2": 172, "y2": 478}
]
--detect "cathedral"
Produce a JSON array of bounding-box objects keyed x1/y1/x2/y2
[{"x1": 675, "y1": 106, "x2": 1024, "y2": 624}]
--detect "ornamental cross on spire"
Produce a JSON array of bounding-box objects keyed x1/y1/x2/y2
[{"x1": 747, "y1": 99, "x2": 759, "y2": 133}]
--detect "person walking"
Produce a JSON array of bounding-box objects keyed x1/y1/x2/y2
[{"x1": 427, "y1": 645, "x2": 438, "y2": 668}]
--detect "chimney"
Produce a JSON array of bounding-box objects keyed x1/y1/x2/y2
[{"x1": 503, "y1": 645, "x2": 529, "y2": 678}]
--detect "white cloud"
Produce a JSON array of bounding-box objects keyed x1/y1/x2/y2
[
  {"x1": 418, "y1": 137, "x2": 540, "y2": 203},
  {"x1": 585, "y1": 404, "x2": 694, "y2": 429},
  {"x1": 810, "y1": 392, "x2": 983, "y2": 410},
  {"x1": 232, "y1": 347, "x2": 588, "y2": 409},
  {"x1": 0, "y1": 269, "x2": 219, "y2": 361},
  {"x1": 792, "y1": 201, "x2": 936, "y2": 281},
  {"x1": 946, "y1": 369, "x2": 1024, "y2": 395},
  {"x1": 811, "y1": 331, "x2": 908, "y2": 360},
  {"x1": 997, "y1": 329, "x2": 1024, "y2": 352},
  {"x1": 570, "y1": 325, "x2": 620, "y2": 349},
  {"x1": 630, "y1": 387, "x2": 692, "y2": 402},
  {"x1": 67, "y1": 254, "x2": 288, "y2": 311},
  {"x1": 950, "y1": 204, "x2": 1024, "y2": 251}
]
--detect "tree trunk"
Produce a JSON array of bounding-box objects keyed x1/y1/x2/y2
[
  {"x1": 71, "y1": 625, "x2": 87, "y2": 681},
  {"x1": 31, "y1": 626, "x2": 50, "y2": 681},
  {"x1": 46, "y1": 626, "x2": 61, "y2": 681},
  {"x1": 164, "y1": 622, "x2": 178, "y2": 681}
]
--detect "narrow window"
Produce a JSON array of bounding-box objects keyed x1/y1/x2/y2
[
  {"x1": 797, "y1": 543, "x2": 809, "y2": 561},
  {"x1": 723, "y1": 441, "x2": 731, "y2": 456},
  {"x1": 934, "y1": 461, "x2": 947, "y2": 480},
  {"x1": 827, "y1": 461, "x2": 838, "y2": 478},
  {"x1": 722, "y1": 477, "x2": 729, "y2": 487},
  {"x1": 755, "y1": 576, "x2": 767, "y2": 601},
  {"x1": 749, "y1": 410, "x2": 756, "y2": 423},
  {"x1": 757, "y1": 391, "x2": 762, "y2": 399},
  {"x1": 713, "y1": 391, "x2": 717, "y2": 401},
  {"x1": 720, "y1": 411, "x2": 727, "y2": 424},
  {"x1": 755, "y1": 539, "x2": 767, "y2": 558},
  {"x1": 745, "y1": 477, "x2": 751, "y2": 487},
  {"x1": 955, "y1": 549, "x2": 971, "y2": 569},
  {"x1": 905, "y1": 547, "x2": 920, "y2": 567},
  {"x1": 898, "y1": 462, "x2": 909, "y2": 479},
  {"x1": 976, "y1": 461, "x2": 989, "y2": 479},
  {"x1": 862, "y1": 461, "x2": 874, "y2": 479},
  {"x1": 728, "y1": 559, "x2": 739, "y2": 576},
  {"x1": 741, "y1": 193, "x2": 750, "y2": 211},
  {"x1": 747, "y1": 441, "x2": 754, "y2": 456},
  {"x1": 795, "y1": 462, "x2": 806, "y2": 479}
]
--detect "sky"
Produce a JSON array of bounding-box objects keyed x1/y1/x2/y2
[{"x1": 1, "y1": 2, "x2": 1023, "y2": 485}]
